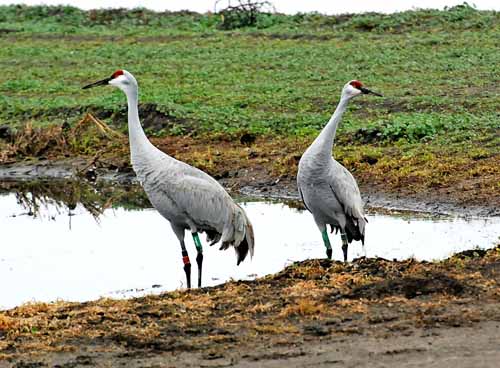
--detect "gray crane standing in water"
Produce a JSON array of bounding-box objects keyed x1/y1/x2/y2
[
  {"x1": 83, "y1": 70, "x2": 254, "y2": 288},
  {"x1": 297, "y1": 80, "x2": 382, "y2": 262}
]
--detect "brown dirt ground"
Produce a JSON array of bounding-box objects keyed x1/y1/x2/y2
[
  {"x1": 1, "y1": 247, "x2": 499, "y2": 367},
  {"x1": 1, "y1": 120, "x2": 499, "y2": 366}
]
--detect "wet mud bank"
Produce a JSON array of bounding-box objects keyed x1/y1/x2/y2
[
  {"x1": 1, "y1": 160, "x2": 499, "y2": 366},
  {"x1": 1, "y1": 247, "x2": 499, "y2": 366},
  {"x1": 0, "y1": 158, "x2": 498, "y2": 217}
]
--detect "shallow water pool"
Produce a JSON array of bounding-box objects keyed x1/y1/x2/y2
[{"x1": 1, "y1": 191, "x2": 499, "y2": 310}]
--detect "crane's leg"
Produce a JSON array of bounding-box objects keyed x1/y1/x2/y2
[
  {"x1": 172, "y1": 224, "x2": 191, "y2": 289},
  {"x1": 321, "y1": 229, "x2": 333, "y2": 260},
  {"x1": 180, "y1": 240, "x2": 191, "y2": 289},
  {"x1": 192, "y1": 232, "x2": 203, "y2": 288},
  {"x1": 341, "y1": 232, "x2": 348, "y2": 262}
]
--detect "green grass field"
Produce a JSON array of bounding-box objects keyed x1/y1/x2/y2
[
  {"x1": 1, "y1": 4, "x2": 498, "y2": 140},
  {"x1": 0, "y1": 4, "x2": 499, "y2": 203}
]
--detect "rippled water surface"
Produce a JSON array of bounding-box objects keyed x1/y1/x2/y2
[{"x1": 1, "y1": 190, "x2": 499, "y2": 310}]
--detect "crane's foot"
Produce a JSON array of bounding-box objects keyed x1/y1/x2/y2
[
  {"x1": 182, "y1": 250, "x2": 192, "y2": 289},
  {"x1": 196, "y1": 252, "x2": 203, "y2": 288},
  {"x1": 326, "y1": 248, "x2": 332, "y2": 260}
]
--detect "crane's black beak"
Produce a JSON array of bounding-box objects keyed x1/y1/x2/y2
[
  {"x1": 82, "y1": 77, "x2": 111, "y2": 89},
  {"x1": 360, "y1": 87, "x2": 383, "y2": 97}
]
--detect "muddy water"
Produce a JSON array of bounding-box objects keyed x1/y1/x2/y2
[{"x1": 1, "y1": 190, "x2": 499, "y2": 310}]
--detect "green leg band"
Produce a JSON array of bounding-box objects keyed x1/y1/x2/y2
[
  {"x1": 321, "y1": 229, "x2": 332, "y2": 250},
  {"x1": 192, "y1": 233, "x2": 203, "y2": 253}
]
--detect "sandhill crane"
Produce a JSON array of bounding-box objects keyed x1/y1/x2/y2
[
  {"x1": 83, "y1": 70, "x2": 254, "y2": 288},
  {"x1": 297, "y1": 80, "x2": 382, "y2": 262}
]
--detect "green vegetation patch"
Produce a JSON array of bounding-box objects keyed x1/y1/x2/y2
[
  {"x1": 0, "y1": 4, "x2": 498, "y2": 140},
  {"x1": 0, "y1": 5, "x2": 498, "y2": 199}
]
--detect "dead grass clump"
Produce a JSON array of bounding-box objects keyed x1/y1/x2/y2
[
  {"x1": 274, "y1": 259, "x2": 333, "y2": 281},
  {"x1": 0, "y1": 314, "x2": 19, "y2": 331},
  {"x1": 175, "y1": 294, "x2": 216, "y2": 314},
  {"x1": 6, "y1": 121, "x2": 67, "y2": 160},
  {"x1": 8, "y1": 302, "x2": 52, "y2": 318},
  {"x1": 329, "y1": 273, "x2": 380, "y2": 293},
  {"x1": 248, "y1": 302, "x2": 275, "y2": 314},
  {"x1": 282, "y1": 280, "x2": 328, "y2": 298},
  {"x1": 0, "y1": 114, "x2": 125, "y2": 164},
  {"x1": 279, "y1": 299, "x2": 325, "y2": 317}
]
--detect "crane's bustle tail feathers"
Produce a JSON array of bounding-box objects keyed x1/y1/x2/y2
[
  {"x1": 212, "y1": 203, "x2": 254, "y2": 265},
  {"x1": 344, "y1": 214, "x2": 366, "y2": 245},
  {"x1": 233, "y1": 205, "x2": 254, "y2": 265},
  {"x1": 236, "y1": 220, "x2": 254, "y2": 265}
]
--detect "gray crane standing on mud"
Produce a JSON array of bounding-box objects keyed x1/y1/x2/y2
[
  {"x1": 297, "y1": 80, "x2": 382, "y2": 262},
  {"x1": 83, "y1": 70, "x2": 254, "y2": 288}
]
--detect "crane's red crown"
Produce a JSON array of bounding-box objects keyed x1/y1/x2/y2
[
  {"x1": 349, "y1": 80, "x2": 363, "y2": 89},
  {"x1": 112, "y1": 70, "x2": 124, "y2": 79}
]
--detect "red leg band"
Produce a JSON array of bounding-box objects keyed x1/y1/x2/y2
[{"x1": 182, "y1": 256, "x2": 190, "y2": 265}]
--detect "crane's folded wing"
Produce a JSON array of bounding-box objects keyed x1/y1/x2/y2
[{"x1": 327, "y1": 163, "x2": 364, "y2": 220}]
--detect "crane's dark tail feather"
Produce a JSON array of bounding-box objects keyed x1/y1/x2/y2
[
  {"x1": 330, "y1": 224, "x2": 340, "y2": 234},
  {"x1": 233, "y1": 206, "x2": 255, "y2": 265},
  {"x1": 345, "y1": 215, "x2": 366, "y2": 245},
  {"x1": 236, "y1": 220, "x2": 254, "y2": 265},
  {"x1": 236, "y1": 238, "x2": 249, "y2": 265},
  {"x1": 206, "y1": 229, "x2": 221, "y2": 246}
]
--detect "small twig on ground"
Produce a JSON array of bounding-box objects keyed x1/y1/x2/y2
[
  {"x1": 75, "y1": 149, "x2": 105, "y2": 177},
  {"x1": 73, "y1": 113, "x2": 124, "y2": 139}
]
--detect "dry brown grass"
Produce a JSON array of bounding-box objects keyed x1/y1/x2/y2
[
  {"x1": 0, "y1": 114, "x2": 125, "y2": 164},
  {"x1": 279, "y1": 299, "x2": 326, "y2": 317},
  {"x1": 0, "y1": 246, "x2": 499, "y2": 360},
  {"x1": 248, "y1": 302, "x2": 275, "y2": 314},
  {"x1": 0, "y1": 315, "x2": 18, "y2": 331},
  {"x1": 252, "y1": 322, "x2": 299, "y2": 334}
]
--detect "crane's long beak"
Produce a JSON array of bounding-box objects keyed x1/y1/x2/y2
[
  {"x1": 360, "y1": 87, "x2": 383, "y2": 97},
  {"x1": 82, "y1": 77, "x2": 111, "y2": 89}
]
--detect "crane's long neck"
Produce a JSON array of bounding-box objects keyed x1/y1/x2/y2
[
  {"x1": 124, "y1": 87, "x2": 155, "y2": 158},
  {"x1": 311, "y1": 95, "x2": 350, "y2": 158}
]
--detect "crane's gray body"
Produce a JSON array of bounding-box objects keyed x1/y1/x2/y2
[
  {"x1": 297, "y1": 143, "x2": 366, "y2": 242},
  {"x1": 118, "y1": 70, "x2": 254, "y2": 264},
  {"x1": 132, "y1": 143, "x2": 253, "y2": 260},
  {"x1": 297, "y1": 88, "x2": 367, "y2": 252}
]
